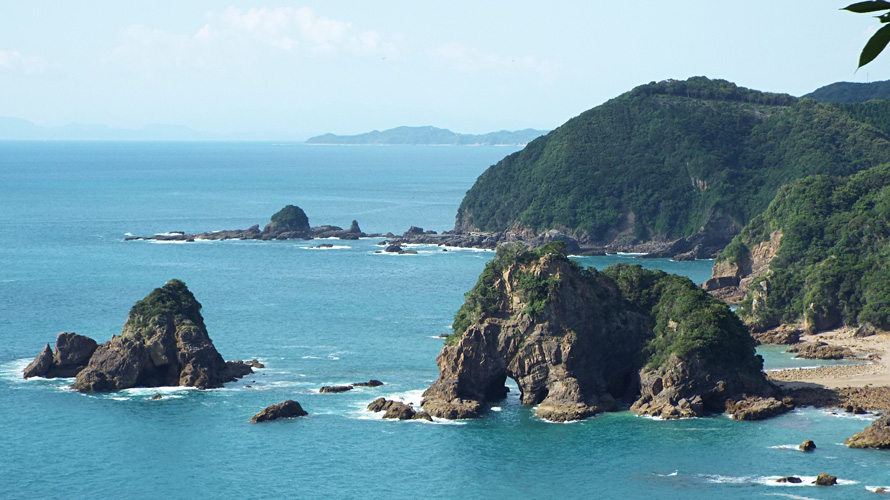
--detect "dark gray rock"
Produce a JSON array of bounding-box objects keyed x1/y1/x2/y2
[
  {"x1": 352, "y1": 379, "x2": 383, "y2": 387},
  {"x1": 799, "y1": 439, "x2": 816, "y2": 452},
  {"x1": 23, "y1": 344, "x2": 53, "y2": 379},
  {"x1": 776, "y1": 477, "x2": 802, "y2": 484},
  {"x1": 319, "y1": 385, "x2": 353, "y2": 393},
  {"x1": 846, "y1": 412, "x2": 890, "y2": 449},
  {"x1": 250, "y1": 400, "x2": 308, "y2": 422}
]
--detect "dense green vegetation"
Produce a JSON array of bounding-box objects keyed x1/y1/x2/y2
[
  {"x1": 457, "y1": 77, "x2": 890, "y2": 245},
  {"x1": 449, "y1": 242, "x2": 567, "y2": 343},
  {"x1": 721, "y1": 163, "x2": 890, "y2": 331},
  {"x1": 805, "y1": 80, "x2": 890, "y2": 103},
  {"x1": 449, "y1": 243, "x2": 760, "y2": 374},
  {"x1": 268, "y1": 205, "x2": 310, "y2": 233},
  {"x1": 604, "y1": 264, "x2": 760, "y2": 373},
  {"x1": 126, "y1": 279, "x2": 204, "y2": 334}
]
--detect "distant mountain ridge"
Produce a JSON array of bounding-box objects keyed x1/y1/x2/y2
[
  {"x1": 305, "y1": 126, "x2": 547, "y2": 145},
  {"x1": 804, "y1": 80, "x2": 890, "y2": 103}
]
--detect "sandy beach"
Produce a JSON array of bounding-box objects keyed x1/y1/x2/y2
[{"x1": 764, "y1": 326, "x2": 890, "y2": 409}]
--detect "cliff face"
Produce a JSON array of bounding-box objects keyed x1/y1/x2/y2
[
  {"x1": 704, "y1": 230, "x2": 782, "y2": 305},
  {"x1": 422, "y1": 243, "x2": 779, "y2": 422},
  {"x1": 71, "y1": 280, "x2": 248, "y2": 392}
]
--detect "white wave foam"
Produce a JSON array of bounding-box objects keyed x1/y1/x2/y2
[
  {"x1": 866, "y1": 486, "x2": 890, "y2": 494},
  {"x1": 770, "y1": 444, "x2": 809, "y2": 452},
  {"x1": 655, "y1": 471, "x2": 679, "y2": 477},
  {"x1": 704, "y1": 474, "x2": 858, "y2": 488},
  {"x1": 124, "y1": 232, "x2": 133, "y2": 236}
]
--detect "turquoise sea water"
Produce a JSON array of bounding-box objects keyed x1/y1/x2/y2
[{"x1": 1, "y1": 142, "x2": 889, "y2": 499}]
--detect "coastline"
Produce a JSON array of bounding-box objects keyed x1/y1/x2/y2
[{"x1": 764, "y1": 326, "x2": 890, "y2": 410}]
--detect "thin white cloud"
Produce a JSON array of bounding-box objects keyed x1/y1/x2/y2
[
  {"x1": 0, "y1": 50, "x2": 47, "y2": 75},
  {"x1": 432, "y1": 42, "x2": 560, "y2": 82},
  {"x1": 109, "y1": 6, "x2": 398, "y2": 75}
]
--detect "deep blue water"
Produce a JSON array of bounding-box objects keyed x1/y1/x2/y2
[{"x1": 2, "y1": 142, "x2": 889, "y2": 499}]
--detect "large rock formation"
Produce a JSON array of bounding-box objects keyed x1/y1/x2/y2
[
  {"x1": 21, "y1": 280, "x2": 251, "y2": 392},
  {"x1": 23, "y1": 332, "x2": 98, "y2": 379},
  {"x1": 846, "y1": 413, "x2": 890, "y2": 449},
  {"x1": 422, "y1": 242, "x2": 781, "y2": 422}
]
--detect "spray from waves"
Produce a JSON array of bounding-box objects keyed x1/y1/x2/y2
[{"x1": 701, "y1": 473, "x2": 858, "y2": 487}]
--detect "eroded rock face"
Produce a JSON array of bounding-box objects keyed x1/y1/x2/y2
[
  {"x1": 846, "y1": 413, "x2": 890, "y2": 449},
  {"x1": 72, "y1": 280, "x2": 250, "y2": 392},
  {"x1": 23, "y1": 333, "x2": 98, "y2": 379},
  {"x1": 703, "y1": 230, "x2": 782, "y2": 306},
  {"x1": 422, "y1": 244, "x2": 778, "y2": 422}
]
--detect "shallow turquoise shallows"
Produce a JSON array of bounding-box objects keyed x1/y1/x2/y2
[{"x1": 1, "y1": 142, "x2": 888, "y2": 499}]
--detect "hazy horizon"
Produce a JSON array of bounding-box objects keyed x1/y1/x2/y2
[{"x1": 2, "y1": 1, "x2": 888, "y2": 140}]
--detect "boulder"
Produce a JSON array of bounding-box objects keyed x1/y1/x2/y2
[
  {"x1": 405, "y1": 226, "x2": 424, "y2": 235},
  {"x1": 348, "y1": 220, "x2": 362, "y2": 234},
  {"x1": 854, "y1": 323, "x2": 877, "y2": 338},
  {"x1": 250, "y1": 400, "x2": 308, "y2": 422},
  {"x1": 384, "y1": 243, "x2": 404, "y2": 253},
  {"x1": 72, "y1": 280, "x2": 250, "y2": 392},
  {"x1": 846, "y1": 412, "x2": 890, "y2": 449},
  {"x1": 814, "y1": 473, "x2": 837, "y2": 486},
  {"x1": 262, "y1": 205, "x2": 310, "y2": 238},
  {"x1": 151, "y1": 393, "x2": 163, "y2": 400},
  {"x1": 751, "y1": 326, "x2": 801, "y2": 346},
  {"x1": 320, "y1": 385, "x2": 353, "y2": 393},
  {"x1": 367, "y1": 397, "x2": 392, "y2": 412},
  {"x1": 243, "y1": 359, "x2": 265, "y2": 369},
  {"x1": 23, "y1": 344, "x2": 53, "y2": 379},
  {"x1": 382, "y1": 402, "x2": 416, "y2": 420},
  {"x1": 799, "y1": 439, "x2": 816, "y2": 452}
]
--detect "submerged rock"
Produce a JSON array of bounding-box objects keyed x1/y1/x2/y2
[
  {"x1": 71, "y1": 280, "x2": 251, "y2": 392},
  {"x1": 846, "y1": 412, "x2": 890, "y2": 449},
  {"x1": 776, "y1": 476, "x2": 802, "y2": 484},
  {"x1": 250, "y1": 400, "x2": 308, "y2": 423},
  {"x1": 422, "y1": 243, "x2": 780, "y2": 422}
]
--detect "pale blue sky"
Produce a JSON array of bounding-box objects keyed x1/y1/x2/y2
[{"x1": 1, "y1": 1, "x2": 887, "y2": 139}]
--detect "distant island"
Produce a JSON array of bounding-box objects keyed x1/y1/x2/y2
[{"x1": 305, "y1": 126, "x2": 548, "y2": 146}]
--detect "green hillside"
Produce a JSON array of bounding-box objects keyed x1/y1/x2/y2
[
  {"x1": 719, "y1": 164, "x2": 890, "y2": 332},
  {"x1": 804, "y1": 80, "x2": 890, "y2": 103},
  {"x1": 456, "y1": 77, "x2": 890, "y2": 249}
]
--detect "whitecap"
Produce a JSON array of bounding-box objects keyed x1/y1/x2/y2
[
  {"x1": 655, "y1": 471, "x2": 679, "y2": 477},
  {"x1": 491, "y1": 407, "x2": 502, "y2": 412}
]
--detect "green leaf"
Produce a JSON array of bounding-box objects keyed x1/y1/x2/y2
[
  {"x1": 859, "y1": 23, "x2": 890, "y2": 67},
  {"x1": 844, "y1": 1, "x2": 890, "y2": 13}
]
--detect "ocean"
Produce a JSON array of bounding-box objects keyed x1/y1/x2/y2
[{"x1": 1, "y1": 142, "x2": 888, "y2": 499}]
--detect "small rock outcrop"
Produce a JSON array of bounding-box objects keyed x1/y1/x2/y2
[
  {"x1": 799, "y1": 439, "x2": 816, "y2": 452},
  {"x1": 814, "y1": 473, "x2": 837, "y2": 486},
  {"x1": 352, "y1": 379, "x2": 383, "y2": 387},
  {"x1": 846, "y1": 413, "x2": 890, "y2": 449},
  {"x1": 60, "y1": 280, "x2": 252, "y2": 392},
  {"x1": 422, "y1": 243, "x2": 782, "y2": 422},
  {"x1": 788, "y1": 342, "x2": 855, "y2": 360},
  {"x1": 23, "y1": 332, "x2": 98, "y2": 379},
  {"x1": 319, "y1": 385, "x2": 353, "y2": 393},
  {"x1": 366, "y1": 398, "x2": 432, "y2": 421},
  {"x1": 250, "y1": 400, "x2": 308, "y2": 422},
  {"x1": 724, "y1": 396, "x2": 795, "y2": 421}
]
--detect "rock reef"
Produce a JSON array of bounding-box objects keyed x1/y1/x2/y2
[
  {"x1": 421, "y1": 242, "x2": 783, "y2": 422},
  {"x1": 125, "y1": 205, "x2": 370, "y2": 242},
  {"x1": 24, "y1": 280, "x2": 251, "y2": 392}
]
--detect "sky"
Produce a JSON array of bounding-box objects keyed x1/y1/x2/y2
[{"x1": 2, "y1": 1, "x2": 890, "y2": 140}]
